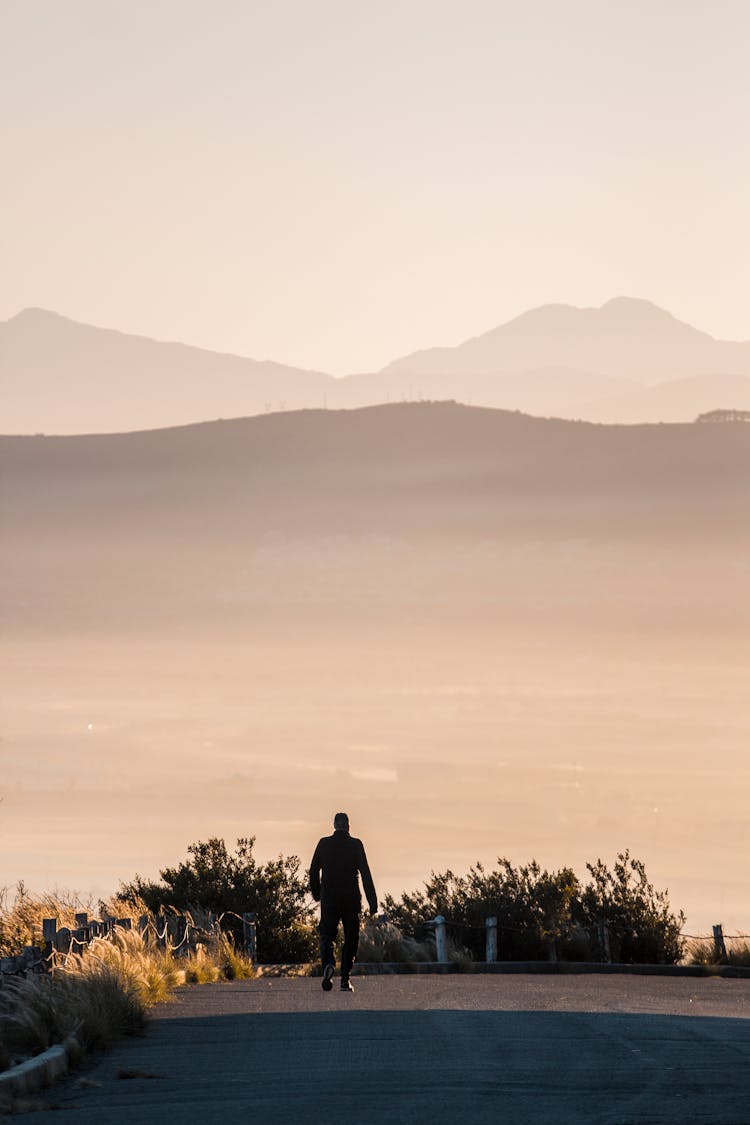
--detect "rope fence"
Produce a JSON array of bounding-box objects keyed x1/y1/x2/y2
[
  {"x1": 2, "y1": 910, "x2": 747, "y2": 979},
  {"x1": 425, "y1": 916, "x2": 750, "y2": 966},
  {"x1": 0, "y1": 907, "x2": 258, "y2": 981}
]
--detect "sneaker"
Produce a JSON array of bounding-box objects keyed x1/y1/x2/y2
[
  {"x1": 340, "y1": 978, "x2": 354, "y2": 992},
  {"x1": 321, "y1": 963, "x2": 334, "y2": 992}
]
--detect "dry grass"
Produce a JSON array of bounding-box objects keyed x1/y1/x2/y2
[
  {"x1": 686, "y1": 936, "x2": 750, "y2": 968},
  {"x1": 0, "y1": 928, "x2": 180, "y2": 1069},
  {"x1": 0, "y1": 912, "x2": 261, "y2": 1079},
  {"x1": 0, "y1": 884, "x2": 93, "y2": 957},
  {"x1": 447, "y1": 942, "x2": 475, "y2": 972},
  {"x1": 74, "y1": 928, "x2": 183, "y2": 1006},
  {"x1": 0, "y1": 964, "x2": 144, "y2": 1063},
  {"x1": 0, "y1": 925, "x2": 262, "y2": 1074},
  {"x1": 215, "y1": 933, "x2": 256, "y2": 981},
  {"x1": 356, "y1": 916, "x2": 434, "y2": 963}
]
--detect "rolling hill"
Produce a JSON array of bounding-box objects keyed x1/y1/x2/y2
[{"x1": 3, "y1": 403, "x2": 749, "y2": 632}]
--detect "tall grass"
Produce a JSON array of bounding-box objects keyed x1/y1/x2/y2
[
  {"x1": 0, "y1": 940, "x2": 134, "y2": 1068},
  {"x1": 0, "y1": 928, "x2": 181, "y2": 1067},
  {"x1": 0, "y1": 884, "x2": 93, "y2": 957},
  {"x1": 74, "y1": 927, "x2": 182, "y2": 1005},
  {"x1": 686, "y1": 936, "x2": 750, "y2": 968},
  {"x1": 215, "y1": 932, "x2": 256, "y2": 980},
  {"x1": 356, "y1": 916, "x2": 433, "y2": 963},
  {"x1": 0, "y1": 925, "x2": 259, "y2": 1072}
]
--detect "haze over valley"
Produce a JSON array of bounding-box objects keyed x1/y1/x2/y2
[{"x1": 2, "y1": 404, "x2": 748, "y2": 931}]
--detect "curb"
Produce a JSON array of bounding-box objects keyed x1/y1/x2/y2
[
  {"x1": 466, "y1": 961, "x2": 750, "y2": 978},
  {"x1": 345, "y1": 961, "x2": 750, "y2": 979},
  {"x1": 0, "y1": 1034, "x2": 80, "y2": 1105}
]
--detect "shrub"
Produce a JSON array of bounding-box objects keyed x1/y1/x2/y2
[
  {"x1": 117, "y1": 837, "x2": 318, "y2": 963},
  {"x1": 384, "y1": 859, "x2": 580, "y2": 961},
  {"x1": 574, "y1": 851, "x2": 685, "y2": 964},
  {"x1": 385, "y1": 852, "x2": 685, "y2": 964}
]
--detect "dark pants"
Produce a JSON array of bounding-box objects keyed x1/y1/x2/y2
[{"x1": 319, "y1": 900, "x2": 360, "y2": 980}]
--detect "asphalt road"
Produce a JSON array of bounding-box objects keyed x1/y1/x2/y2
[{"x1": 19, "y1": 975, "x2": 750, "y2": 1124}]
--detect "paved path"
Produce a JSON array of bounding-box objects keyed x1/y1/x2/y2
[{"x1": 21, "y1": 975, "x2": 750, "y2": 1124}]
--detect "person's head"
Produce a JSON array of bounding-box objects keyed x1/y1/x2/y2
[{"x1": 333, "y1": 811, "x2": 349, "y2": 832}]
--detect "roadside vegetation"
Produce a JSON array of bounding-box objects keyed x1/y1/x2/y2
[
  {"x1": 0, "y1": 915, "x2": 255, "y2": 1074},
  {"x1": 383, "y1": 851, "x2": 686, "y2": 964},
  {"x1": 686, "y1": 937, "x2": 750, "y2": 968},
  {"x1": 0, "y1": 841, "x2": 721, "y2": 1080},
  {"x1": 1, "y1": 929, "x2": 161, "y2": 1072},
  {"x1": 0, "y1": 884, "x2": 90, "y2": 959},
  {"x1": 356, "y1": 914, "x2": 433, "y2": 963},
  {"x1": 116, "y1": 837, "x2": 318, "y2": 964}
]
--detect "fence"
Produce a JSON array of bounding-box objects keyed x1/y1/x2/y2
[
  {"x1": 429, "y1": 917, "x2": 749, "y2": 965},
  {"x1": 2, "y1": 912, "x2": 747, "y2": 977},
  {"x1": 427, "y1": 914, "x2": 575, "y2": 963},
  {"x1": 0, "y1": 909, "x2": 257, "y2": 981}
]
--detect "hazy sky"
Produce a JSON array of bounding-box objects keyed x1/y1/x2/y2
[{"x1": 2, "y1": 1, "x2": 749, "y2": 373}]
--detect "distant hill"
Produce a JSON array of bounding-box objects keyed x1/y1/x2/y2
[
  {"x1": 4, "y1": 401, "x2": 749, "y2": 540},
  {"x1": 3, "y1": 300, "x2": 750, "y2": 433},
  {"x1": 3, "y1": 402, "x2": 749, "y2": 631},
  {"x1": 0, "y1": 307, "x2": 335, "y2": 434}
]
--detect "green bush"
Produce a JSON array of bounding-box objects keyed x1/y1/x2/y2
[
  {"x1": 575, "y1": 851, "x2": 685, "y2": 964},
  {"x1": 384, "y1": 852, "x2": 685, "y2": 965},
  {"x1": 117, "y1": 837, "x2": 317, "y2": 964},
  {"x1": 384, "y1": 859, "x2": 580, "y2": 961}
]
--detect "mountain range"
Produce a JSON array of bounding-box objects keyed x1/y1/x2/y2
[{"x1": 3, "y1": 299, "x2": 750, "y2": 433}]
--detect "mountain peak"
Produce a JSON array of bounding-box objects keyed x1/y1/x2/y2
[
  {"x1": 383, "y1": 297, "x2": 750, "y2": 384},
  {"x1": 599, "y1": 296, "x2": 683, "y2": 321},
  {"x1": 7, "y1": 306, "x2": 63, "y2": 322}
]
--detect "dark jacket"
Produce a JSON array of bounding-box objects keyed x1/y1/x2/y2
[{"x1": 309, "y1": 829, "x2": 378, "y2": 914}]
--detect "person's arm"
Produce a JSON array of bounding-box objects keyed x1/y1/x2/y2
[
  {"x1": 357, "y1": 840, "x2": 378, "y2": 914},
  {"x1": 309, "y1": 840, "x2": 323, "y2": 902}
]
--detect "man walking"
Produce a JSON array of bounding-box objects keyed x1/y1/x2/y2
[{"x1": 309, "y1": 812, "x2": 377, "y2": 992}]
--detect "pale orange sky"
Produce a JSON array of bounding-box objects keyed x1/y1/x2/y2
[{"x1": 2, "y1": 0, "x2": 749, "y2": 372}]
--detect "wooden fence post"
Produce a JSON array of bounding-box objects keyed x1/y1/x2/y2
[
  {"x1": 55, "y1": 928, "x2": 71, "y2": 954},
  {"x1": 485, "y1": 916, "x2": 498, "y2": 962},
  {"x1": 713, "y1": 924, "x2": 727, "y2": 960},
  {"x1": 174, "y1": 916, "x2": 187, "y2": 955},
  {"x1": 597, "y1": 920, "x2": 611, "y2": 964},
  {"x1": 242, "y1": 913, "x2": 257, "y2": 962},
  {"x1": 434, "y1": 916, "x2": 448, "y2": 963}
]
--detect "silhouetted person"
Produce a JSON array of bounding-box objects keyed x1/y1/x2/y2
[{"x1": 309, "y1": 812, "x2": 377, "y2": 992}]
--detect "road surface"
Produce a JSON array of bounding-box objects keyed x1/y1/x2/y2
[{"x1": 20, "y1": 974, "x2": 750, "y2": 1123}]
